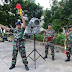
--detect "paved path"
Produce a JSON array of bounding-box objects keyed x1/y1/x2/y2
[{"x1": 0, "y1": 41, "x2": 72, "y2": 72}]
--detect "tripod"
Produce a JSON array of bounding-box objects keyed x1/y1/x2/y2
[{"x1": 27, "y1": 34, "x2": 45, "y2": 69}]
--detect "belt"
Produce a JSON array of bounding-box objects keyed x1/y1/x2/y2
[{"x1": 14, "y1": 39, "x2": 24, "y2": 42}]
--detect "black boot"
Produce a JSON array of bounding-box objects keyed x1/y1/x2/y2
[
  {"x1": 52, "y1": 56, "x2": 54, "y2": 60},
  {"x1": 25, "y1": 65, "x2": 29, "y2": 71},
  {"x1": 65, "y1": 55, "x2": 70, "y2": 62},
  {"x1": 9, "y1": 64, "x2": 15, "y2": 70},
  {"x1": 43, "y1": 55, "x2": 47, "y2": 59}
]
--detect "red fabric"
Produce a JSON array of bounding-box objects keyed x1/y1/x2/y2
[
  {"x1": 16, "y1": 3, "x2": 21, "y2": 9},
  {"x1": 47, "y1": 36, "x2": 53, "y2": 41},
  {"x1": 65, "y1": 49, "x2": 67, "y2": 55}
]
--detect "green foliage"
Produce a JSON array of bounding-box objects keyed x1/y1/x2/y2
[
  {"x1": 31, "y1": 33, "x2": 66, "y2": 46},
  {"x1": 10, "y1": 35, "x2": 13, "y2": 38},
  {"x1": 42, "y1": 9, "x2": 52, "y2": 29},
  {"x1": 53, "y1": 34, "x2": 66, "y2": 46},
  {"x1": 5, "y1": 0, "x2": 12, "y2": 3},
  {"x1": 31, "y1": 33, "x2": 44, "y2": 41},
  {"x1": 24, "y1": 33, "x2": 29, "y2": 38},
  {"x1": 3, "y1": 33, "x2": 6, "y2": 36},
  {"x1": 0, "y1": 34, "x2": 2, "y2": 37},
  {"x1": 42, "y1": 0, "x2": 72, "y2": 32},
  {"x1": 0, "y1": 0, "x2": 43, "y2": 27},
  {"x1": 52, "y1": 19, "x2": 63, "y2": 32}
]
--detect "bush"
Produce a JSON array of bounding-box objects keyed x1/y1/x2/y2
[
  {"x1": 31, "y1": 33, "x2": 44, "y2": 41},
  {"x1": 24, "y1": 33, "x2": 30, "y2": 39},
  {"x1": 31, "y1": 33, "x2": 66, "y2": 46},
  {"x1": 0, "y1": 34, "x2": 2, "y2": 37},
  {"x1": 3, "y1": 33, "x2": 6, "y2": 36},
  {"x1": 53, "y1": 34, "x2": 66, "y2": 46},
  {"x1": 10, "y1": 35, "x2": 13, "y2": 38}
]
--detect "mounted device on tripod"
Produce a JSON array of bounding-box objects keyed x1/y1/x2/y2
[{"x1": 25, "y1": 18, "x2": 45, "y2": 69}]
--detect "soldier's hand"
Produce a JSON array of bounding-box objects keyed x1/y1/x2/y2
[
  {"x1": 52, "y1": 36, "x2": 55, "y2": 41},
  {"x1": 51, "y1": 36, "x2": 55, "y2": 41},
  {"x1": 43, "y1": 41, "x2": 45, "y2": 44}
]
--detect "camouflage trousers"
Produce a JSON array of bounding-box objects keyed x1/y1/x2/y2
[
  {"x1": 12, "y1": 41, "x2": 28, "y2": 66},
  {"x1": 45, "y1": 42, "x2": 54, "y2": 56},
  {"x1": 66, "y1": 45, "x2": 72, "y2": 58}
]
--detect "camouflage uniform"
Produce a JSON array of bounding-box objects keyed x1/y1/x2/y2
[
  {"x1": 44, "y1": 29, "x2": 55, "y2": 56},
  {"x1": 10, "y1": 27, "x2": 28, "y2": 66},
  {"x1": 66, "y1": 32, "x2": 72, "y2": 58}
]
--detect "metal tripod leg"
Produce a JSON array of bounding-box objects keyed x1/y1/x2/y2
[{"x1": 27, "y1": 34, "x2": 45, "y2": 69}]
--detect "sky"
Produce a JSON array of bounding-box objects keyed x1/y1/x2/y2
[{"x1": 36, "y1": 0, "x2": 61, "y2": 10}]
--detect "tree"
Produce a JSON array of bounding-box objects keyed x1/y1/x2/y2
[
  {"x1": 0, "y1": 0, "x2": 43, "y2": 27},
  {"x1": 42, "y1": 0, "x2": 59, "y2": 29},
  {"x1": 42, "y1": 0, "x2": 72, "y2": 33},
  {"x1": 8, "y1": 0, "x2": 43, "y2": 23},
  {"x1": 0, "y1": 4, "x2": 16, "y2": 27},
  {"x1": 42, "y1": 9, "x2": 52, "y2": 29}
]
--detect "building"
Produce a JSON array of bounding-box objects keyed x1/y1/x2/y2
[{"x1": 40, "y1": 16, "x2": 44, "y2": 31}]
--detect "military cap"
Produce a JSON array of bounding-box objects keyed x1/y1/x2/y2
[
  {"x1": 69, "y1": 25, "x2": 72, "y2": 28},
  {"x1": 15, "y1": 21, "x2": 21, "y2": 25},
  {"x1": 48, "y1": 23, "x2": 52, "y2": 26}
]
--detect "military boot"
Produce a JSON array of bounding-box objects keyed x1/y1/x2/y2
[
  {"x1": 25, "y1": 65, "x2": 29, "y2": 71},
  {"x1": 9, "y1": 64, "x2": 15, "y2": 70},
  {"x1": 43, "y1": 55, "x2": 47, "y2": 59},
  {"x1": 52, "y1": 56, "x2": 54, "y2": 60},
  {"x1": 65, "y1": 55, "x2": 70, "y2": 62}
]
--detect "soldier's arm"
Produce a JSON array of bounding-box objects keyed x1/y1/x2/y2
[
  {"x1": 53, "y1": 36, "x2": 55, "y2": 40},
  {"x1": 0, "y1": 24, "x2": 10, "y2": 31},
  {"x1": 20, "y1": 12, "x2": 26, "y2": 28},
  {"x1": 43, "y1": 31, "x2": 46, "y2": 43},
  {"x1": 64, "y1": 38, "x2": 67, "y2": 46},
  {"x1": 64, "y1": 39, "x2": 67, "y2": 43},
  {"x1": 53, "y1": 30, "x2": 56, "y2": 40}
]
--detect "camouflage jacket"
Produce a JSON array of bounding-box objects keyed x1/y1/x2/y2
[
  {"x1": 43, "y1": 29, "x2": 55, "y2": 45},
  {"x1": 66, "y1": 32, "x2": 72, "y2": 47},
  {"x1": 10, "y1": 27, "x2": 25, "y2": 41}
]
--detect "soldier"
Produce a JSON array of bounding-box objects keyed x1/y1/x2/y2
[
  {"x1": 43, "y1": 23, "x2": 55, "y2": 60},
  {"x1": 64, "y1": 25, "x2": 72, "y2": 62},
  {"x1": 0, "y1": 12, "x2": 29, "y2": 71}
]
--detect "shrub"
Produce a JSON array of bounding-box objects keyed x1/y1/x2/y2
[
  {"x1": 31, "y1": 33, "x2": 66, "y2": 46},
  {"x1": 31, "y1": 33, "x2": 44, "y2": 41},
  {"x1": 53, "y1": 34, "x2": 66, "y2": 46}
]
